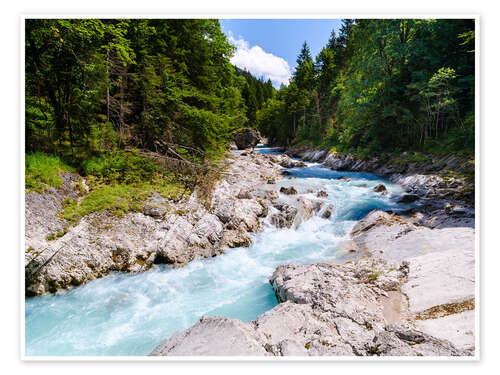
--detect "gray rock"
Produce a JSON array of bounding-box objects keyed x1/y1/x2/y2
[
  {"x1": 397, "y1": 194, "x2": 420, "y2": 203},
  {"x1": 25, "y1": 172, "x2": 82, "y2": 261},
  {"x1": 270, "y1": 203, "x2": 298, "y2": 229},
  {"x1": 401, "y1": 246, "x2": 475, "y2": 315},
  {"x1": 151, "y1": 204, "x2": 474, "y2": 357},
  {"x1": 25, "y1": 151, "x2": 283, "y2": 295},
  {"x1": 278, "y1": 155, "x2": 295, "y2": 168},
  {"x1": 233, "y1": 128, "x2": 261, "y2": 150},
  {"x1": 416, "y1": 310, "x2": 475, "y2": 352},
  {"x1": 237, "y1": 189, "x2": 253, "y2": 199},
  {"x1": 350, "y1": 210, "x2": 474, "y2": 263},
  {"x1": 373, "y1": 184, "x2": 387, "y2": 193},
  {"x1": 292, "y1": 196, "x2": 314, "y2": 229},
  {"x1": 319, "y1": 203, "x2": 334, "y2": 219},
  {"x1": 267, "y1": 177, "x2": 277, "y2": 184},
  {"x1": 279, "y1": 186, "x2": 297, "y2": 195},
  {"x1": 221, "y1": 228, "x2": 251, "y2": 248},
  {"x1": 150, "y1": 316, "x2": 268, "y2": 356},
  {"x1": 25, "y1": 212, "x2": 159, "y2": 296},
  {"x1": 316, "y1": 190, "x2": 328, "y2": 198},
  {"x1": 151, "y1": 257, "x2": 468, "y2": 357},
  {"x1": 155, "y1": 216, "x2": 194, "y2": 265},
  {"x1": 143, "y1": 205, "x2": 166, "y2": 218}
]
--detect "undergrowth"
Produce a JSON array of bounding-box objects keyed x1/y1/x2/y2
[
  {"x1": 60, "y1": 177, "x2": 185, "y2": 224},
  {"x1": 25, "y1": 152, "x2": 75, "y2": 192},
  {"x1": 27, "y1": 150, "x2": 189, "y2": 224}
]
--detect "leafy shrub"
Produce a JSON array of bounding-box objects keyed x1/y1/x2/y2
[{"x1": 81, "y1": 150, "x2": 164, "y2": 184}]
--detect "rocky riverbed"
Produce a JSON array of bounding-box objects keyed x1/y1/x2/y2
[
  {"x1": 25, "y1": 146, "x2": 476, "y2": 357},
  {"x1": 149, "y1": 148, "x2": 476, "y2": 357},
  {"x1": 285, "y1": 146, "x2": 475, "y2": 229},
  {"x1": 150, "y1": 210, "x2": 475, "y2": 357},
  {"x1": 25, "y1": 151, "x2": 286, "y2": 296}
]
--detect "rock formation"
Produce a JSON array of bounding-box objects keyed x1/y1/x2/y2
[
  {"x1": 25, "y1": 152, "x2": 282, "y2": 296},
  {"x1": 233, "y1": 128, "x2": 261, "y2": 150},
  {"x1": 150, "y1": 210, "x2": 474, "y2": 357}
]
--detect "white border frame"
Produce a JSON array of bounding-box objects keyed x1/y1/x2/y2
[{"x1": 19, "y1": 14, "x2": 480, "y2": 362}]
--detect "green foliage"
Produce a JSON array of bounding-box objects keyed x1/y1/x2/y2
[
  {"x1": 258, "y1": 19, "x2": 475, "y2": 155},
  {"x1": 60, "y1": 184, "x2": 146, "y2": 223},
  {"x1": 25, "y1": 152, "x2": 75, "y2": 192},
  {"x1": 60, "y1": 179, "x2": 183, "y2": 224},
  {"x1": 25, "y1": 19, "x2": 260, "y2": 159},
  {"x1": 81, "y1": 150, "x2": 164, "y2": 184},
  {"x1": 235, "y1": 68, "x2": 275, "y2": 125},
  {"x1": 25, "y1": 18, "x2": 280, "y2": 226},
  {"x1": 46, "y1": 227, "x2": 69, "y2": 241}
]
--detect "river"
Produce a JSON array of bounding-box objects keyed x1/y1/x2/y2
[{"x1": 25, "y1": 147, "x2": 409, "y2": 356}]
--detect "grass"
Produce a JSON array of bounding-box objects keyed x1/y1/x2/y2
[
  {"x1": 81, "y1": 150, "x2": 166, "y2": 185},
  {"x1": 59, "y1": 178, "x2": 184, "y2": 224},
  {"x1": 26, "y1": 149, "x2": 219, "y2": 225},
  {"x1": 46, "y1": 227, "x2": 69, "y2": 241},
  {"x1": 25, "y1": 152, "x2": 75, "y2": 192}
]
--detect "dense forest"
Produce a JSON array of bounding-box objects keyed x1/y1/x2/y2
[
  {"x1": 257, "y1": 19, "x2": 475, "y2": 155},
  {"x1": 25, "y1": 19, "x2": 274, "y2": 160},
  {"x1": 25, "y1": 18, "x2": 277, "y2": 216},
  {"x1": 25, "y1": 18, "x2": 475, "y2": 207}
]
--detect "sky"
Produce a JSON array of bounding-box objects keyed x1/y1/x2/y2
[{"x1": 220, "y1": 19, "x2": 342, "y2": 88}]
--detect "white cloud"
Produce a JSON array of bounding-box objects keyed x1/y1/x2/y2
[{"x1": 228, "y1": 34, "x2": 291, "y2": 88}]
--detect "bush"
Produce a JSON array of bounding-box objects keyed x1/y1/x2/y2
[
  {"x1": 81, "y1": 150, "x2": 164, "y2": 184},
  {"x1": 25, "y1": 152, "x2": 75, "y2": 192}
]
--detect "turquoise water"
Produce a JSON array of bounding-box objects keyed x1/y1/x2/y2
[{"x1": 25, "y1": 151, "x2": 409, "y2": 356}]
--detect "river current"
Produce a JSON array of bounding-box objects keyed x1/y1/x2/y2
[{"x1": 25, "y1": 147, "x2": 409, "y2": 356}]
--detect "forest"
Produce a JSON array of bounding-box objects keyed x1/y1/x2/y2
[
  {"x1": 257, "y1": 19, "x2": 475, "y2": 156},
  {"x1": 25, "y1": 19, "x2": 274, "y2": 199},
  {"x1": 25, "y1": 19, "x2": 273, "y2": 163},
  {"x1": 25, "y1": 18, "x2": 475, "y2": 201}
]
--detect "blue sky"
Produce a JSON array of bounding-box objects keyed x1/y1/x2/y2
[{"x1": 220, "y1": 19, "x2": 341, "y2": 87}]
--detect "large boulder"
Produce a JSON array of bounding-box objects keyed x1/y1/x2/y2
[
  {"x1": 373, "y1": 183, "x2": 387, "y2": 193},
  {"x1": 151, "y1": 258, "x2": 468, "y2": 357},
  {"x1": 233, "y1": 128, "x2": 261, "y2": 150},
  {"x1": 292, "y1": 196, "x2": 314, "y2": 229},
  {"x1": 278, "y1": 155, "x2": 295, "y2": 168},
  {"x1": 350, "y1": 210, "x2": 475, "y2": 263},
  {"x1": 150, "y1": 316, "x2": 268, "y2": 356},
  {"x1": 279, "y1": 186, "x2": 297, "y2": 195},
  {"x1": 401, "y1": 247, "x2": 475, "y2": 317},
  {"x1": 221, "y1": 228, "x2": 252, "y2": 248},
  {"x1": 270, "y1": 203, "x2": 298, "y2": 229},
  {"x1": 25, "y1": 212, "x2": 159, "y2": 296},
  {"x1": 316, "y1": 190, "x2": 328, "y2": 198}
]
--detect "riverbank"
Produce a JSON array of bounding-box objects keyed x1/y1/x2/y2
[
  {"x1": 150, "y1": 211, "x2": 475, "y2": 357},
  {"x1": 150, "y1": 147, "x2": 475, "y2": 357},
  {"x1": 285, "y1": 145, "x2": 475, "y2": 229},
  {"x1": 25, "y1": 151, "x2": 284, "y2": 296},
  {"x1": 25, "y1": 146, "x2": 476, "y2": 357}
]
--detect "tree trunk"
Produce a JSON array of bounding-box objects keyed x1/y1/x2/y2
[{"x1": 106, "y1": 49, "x2": 110, "y2": 122}]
